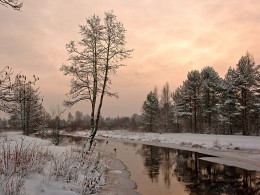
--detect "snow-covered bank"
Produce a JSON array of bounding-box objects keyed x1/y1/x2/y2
[
  {"x1": 67, "y1": 130, "x2": 260, "y2": 171},
  {"x1": 97, "y1": 156, "x2": 139, "y2": 195},
  {"x1": 70, "y1": 130, "x2": 260, "y2": 151},
  {"x1": 0, "y1": 132, "x2": 109, "y2": 195}
]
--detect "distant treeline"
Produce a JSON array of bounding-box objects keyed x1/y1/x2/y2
[
  {"x1": 0, "y1": 111, "x2": 142, "y2": 132},
  {"x1": 1, "y1": 52, "x2": 259, "y2": 136},
  {"x1": 141, "y1": 52, "x2": 260, "y2": 135}
]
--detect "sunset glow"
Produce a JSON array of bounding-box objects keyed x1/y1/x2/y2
[{"x1": 1, "y1": 0, "x2": 260, "y2": 117}]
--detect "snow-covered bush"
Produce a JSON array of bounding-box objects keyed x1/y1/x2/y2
[
  {"x1": 82, "y1": 152, "x2": 108, "y2": 194},
  {"x1": 48, "y1": 150, "x2": 109, "y2": 194},
  {"x1": 0, "y1": 135, "x2": 109, "y2": 195},
  {"x1": 213, "y1": 139, "x2": 222, "y2": 149},
  {"x1": 0, "y1": 138, "x2": 51, "y2": 195},
  {"x1": 48, "y1": 151, "x2": 81, "y2": 182}
]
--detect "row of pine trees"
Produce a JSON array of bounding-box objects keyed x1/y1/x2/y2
[{"x1": 141, "y1": 52, "x2": 260, "y2": 135}]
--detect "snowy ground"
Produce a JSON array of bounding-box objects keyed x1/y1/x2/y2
[
  {"x1": 0, "y1": 131, "x2": 110, "y2": 195},
  {"x1": 1, "y1": 131, "x2": 259, "y2": 194},
  {"x1": 67, "y1": 130, "x2": 260, "y2": 171}
]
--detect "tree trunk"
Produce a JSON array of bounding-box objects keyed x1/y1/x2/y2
[
  {"x1": 84, "y1": 37, "x2": 111, "y2": 152},
  {"x1": 194, "y1": 98, "x2": 197, "y2": 133}
]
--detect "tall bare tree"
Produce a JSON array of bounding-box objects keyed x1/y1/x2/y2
[
  {"x1": 61, "y1": 11, "x2": 132, "y2": 151},
  {"x1": 50, "y1": 104, "x2": 65, "y2": 145},
  {"x1": 160, "y1": 82, "x2": 172, "y2": 132},
  {"x1": 0, "y1": 66, "x2": 14, "y2": 111},
  {"x1": 0, "y1": 0, "x2": 23, "y2": 10}
]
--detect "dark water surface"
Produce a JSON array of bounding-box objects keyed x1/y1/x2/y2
[{"x1": 60, "y1": 135, "x2": 260, "y2": 195}]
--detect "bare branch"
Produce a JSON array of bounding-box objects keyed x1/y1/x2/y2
[
  {"x1": 0, "y1": 0, "x2": 23, "y2": 10},
  {"x1": 61, "y1": 11, "x2": 133, "y2": 151}
]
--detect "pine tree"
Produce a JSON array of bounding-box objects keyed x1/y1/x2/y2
[
  {"x1": 141, "y1": 91, "x2": 160, "y2": 132},
  {"x1": 200, "y1": 66, "x2": 222, "y2": 132},
  {"x1": 233, "y1": 52, "x2": 259, "y2": 135},
  {"x1": 172, "y1": 86, "x2": 191, "y2": 132},
  {"x1": 182, "y1": 70, "x2": 202, "y2": 133},
  {"x1": 220, "y1": 67, "x2": 240, "y2": 134},
  {"x1": 251, "y1": 65, "x2": 260, "y2": 135}
]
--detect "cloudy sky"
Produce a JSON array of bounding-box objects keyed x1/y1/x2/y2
[{"x1": 1, "y1": 0, "x2": 260, "y2": 118}]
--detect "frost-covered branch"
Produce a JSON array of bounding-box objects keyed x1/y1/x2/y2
[
  {"x1": 0, "y1": 0, "x2": 23, "y2": 10},
  {"x1": 61, "y1": 11, "x2": 132, "y2": 151}
]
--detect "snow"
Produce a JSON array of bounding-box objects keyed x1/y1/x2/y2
[
  {"x1": 1, "y1": 130, "x2": 259, "y2": 194},
  {"x1": 199, "y1": 157, "x2": 260, "y2": 171},
  {"x1": 71, "y1": 130, "x2": 260, "y2": 151},
  {"x1": 0, "y1": 131, "x2": 109, "y2": 195},
  {"x1": 67, "y1": 130, "x2": 260, "y2": 171}
]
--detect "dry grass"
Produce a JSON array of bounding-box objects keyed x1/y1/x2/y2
[
  {"x1": 0, "y1": 137, "x2": 51, "y2": 195},
  {"x1": 48, "y1": 148, "x2": 109, "y2": 194},
  {"x1": 0, "y1": 135, "x2": 109, "y2": 195}
]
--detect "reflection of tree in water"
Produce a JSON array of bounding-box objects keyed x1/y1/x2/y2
[
  {"x1": 122, "y1": 141, "x2": 138, "y2": 149},
  {"x1": 139, "y1": 145, "x2": 161, "y2": 182},
  {"x1": 174, "y1": 149, "x2": 260, "y2": 195},
  {"x1": 45, "y1": 137, "x2": 260, "y2": 194},
  {"x1": 138, "y1": 145, "x2": 177, "y2": 185},
  {"x1": 67, "y1": 136, "x2": 85, "y2": 144},
  {"x1": 161, "y1": 147, "x2": 176, "y2": 187}
]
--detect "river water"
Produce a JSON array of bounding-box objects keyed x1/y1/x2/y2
[{"x1": 62, "y1": 135, "x2": 259, "y2": 195}]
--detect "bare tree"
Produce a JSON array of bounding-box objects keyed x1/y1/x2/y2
[
  {"x1": 0, "y1": 67, "x2": 35, "y2": 114},
  {"x1": 160, "y1": 82, "x2": 172, "y2": 132},
  {"x1": 0, "y1": 66, "x2": 14, "y2": 111},
  {"x1": 0, "y1": 0, "x2": 23, "y2": 10},
  {"x1": 11, "y1": 74, "x2": 46, "y2": 135},
  {"x1": 61, "y1": 11, "x2": 132, "y2": 151},
  {"x1": 0, "y1": 67, "x2": 47, "y2": 134},
  {"x1": 50, "y1": 105, "x2": 66, "y2": 145}
]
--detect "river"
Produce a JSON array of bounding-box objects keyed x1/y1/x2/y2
[{"x1": 61, "y1": 135, "x2": 259, "y2": 195}]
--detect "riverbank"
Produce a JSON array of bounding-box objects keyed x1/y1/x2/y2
[
  {"x1": 98, "y1": 156, "x2": 139, "y2": 195},
  {"x1": 0, "y1": 131, "x2": 139, "y2": 195},
  {"x1": 67, "y1": 130, "x2": 260, "y2": 172},
  {"x1": 97, "y1": 135, "x2": 260, "y2": 172},
  {"x1": 2, "y1": 131, "x2": 259, "y2": 194}
]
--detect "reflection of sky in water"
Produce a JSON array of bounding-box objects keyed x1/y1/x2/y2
[{"x1": 63, "y1": 136, "x2": 260, "y2": 195}]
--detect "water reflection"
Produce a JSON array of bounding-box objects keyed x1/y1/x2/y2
[
  {"x1": 138, "y1": 145, "x2": 260, "y2": 195},
  {"x1": 139, "y1": 145, "x2": 161, "y2": 182},
  {"x1": 43, "y1": 135, "x2": 260, "y2": 195}
]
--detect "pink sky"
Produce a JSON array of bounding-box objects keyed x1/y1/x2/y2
[{"x1": 1, "y1": 0, "x2": 260, "y2": 117}]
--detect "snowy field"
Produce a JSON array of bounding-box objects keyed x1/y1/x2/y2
[
  {"x1": 0, "y1": 131, "x2": 109, "y2": 195},
  {"x1": 68, "y1": 130, "x2": 260, "y2": 171},
  {"x1": 70, "y1": 130, "x2": 260, "y2": 151}
]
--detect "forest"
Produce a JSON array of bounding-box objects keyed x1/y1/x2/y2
[{"x1": 141, "y1": 52, "x2": 260, "y2": 136}]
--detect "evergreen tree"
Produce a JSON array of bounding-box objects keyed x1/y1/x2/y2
[
  {"x1": 172, "y1": 86, "x2": 190, "y2": 132},
  {"x1": 141, "y1": 91, "x2": 160, "y2": 132},
  {"x1": 233, "y1": 52, "x2": 259, "y2": 135},
  {"x1": 251, "y1": 64, "x2": 260, "y2": 135},
  {"x1": 182, "y1": 70, "x2": 202, "y2": 133},
  {"x1": 220, "y1": 67, "x2": 240, "y2": 134},
  {"x1": 200, "y1": 66, "x2": 222, "y2": 132}
]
